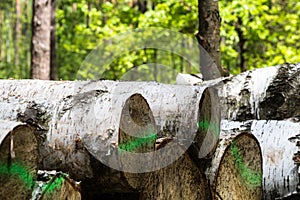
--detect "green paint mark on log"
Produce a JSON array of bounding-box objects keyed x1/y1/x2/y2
[
  {"x1": 118, "y1": 132, "x2": 157, "y2": 152},
  {"x1": 0, "y1": 162, "x2": 34, "y2": 189},
  {"x1": 198, "y1": 119, "x2": 220, "y2": 136},
  {"x1": 44, "y1": 175, "x2": 65, "y2": 195},
  {"x1": 230, "y1": 141, "x2": 262, "y2": 187}
]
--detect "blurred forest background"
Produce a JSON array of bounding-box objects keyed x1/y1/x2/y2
[{"x1": 0, "y1": 0, "x2": 299, "y2": 80}]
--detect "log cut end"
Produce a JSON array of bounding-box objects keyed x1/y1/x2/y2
[
  {"x1": 141, "y1": 142, "x2": 211, "y2": 200},
  {"x1": 213, "y1": 133, "x2": 262, "y2": 200},
  {"x1": 119, "y1": 93, "x2": 156, "y2": 154},
  {"x1": 0, "y1": 123, "x2": 38, "y2": 200},
  {"x1": 119, "y1": 93, "x2": 157, "y2": 188},
  {"x1": 190, "y1": 87, "x2": 220, "y2": 164}
]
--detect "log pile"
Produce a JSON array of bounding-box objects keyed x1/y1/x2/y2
[{"x1": 1, "y1": 62, "x2": 298, "y2": 199}]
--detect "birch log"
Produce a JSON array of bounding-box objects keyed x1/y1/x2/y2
[
  {"x1": 221, "y1": 119, "x2": 300, "y2": 200},
  {"x1": 0, "y1": 121, "x2": 38, "y2": 200},
  {"x1": 205, "y1": 130, "x2": 262, "y2": 200},
  {"x1": 212, "y1": 63, "x2": 300, "y2": 199},
  {"x1": 217, "y1": 63, "x2": 300, "y2": 121}
]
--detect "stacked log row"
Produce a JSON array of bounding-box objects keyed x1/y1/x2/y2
[
  {"x1": 0, "y1": 121, "x2": 38, "y2": 200},
  {"x1": 211, "y1": 63, "x2": 300, "y2": 199},
  {"x1": 0, "y1": 63, "x2": 297, "y2": 199},
  {"x1": 0, "y1": 80, "x2": 219, "y2": 199}
]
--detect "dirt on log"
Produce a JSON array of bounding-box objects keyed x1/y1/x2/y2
[{"x1": 0, "y1": 121, "x2": 38, "y2": 200}]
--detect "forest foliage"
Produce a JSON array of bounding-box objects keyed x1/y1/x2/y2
[{"x1": 0, "y1": 0, "x2": 299, "y2": 80}]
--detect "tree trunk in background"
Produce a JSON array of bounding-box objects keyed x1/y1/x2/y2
[
  {"x1": 24, "y1": 0, "x2": 31, "y2": 78},
  {"x1": 15, "y1": 0, "x2": 21, "y2": 70},
  {"x1": 31, "y1": 0, "x2": 51, "y2": 80},
  {"x1": 50, "y1": 0, "x2": 57, "y2": 80},
  {"x1": 86, "y1": 0, "x2": 91, "y2": 28},
  {"x1": 235, "y1": 17, "x2": 246, "y2": 72},
  {"x1": 137, "y1": 0, "x2": 147, "y2": 13},
  {"x1": 6, "y1": 13, "x2": 13, "y2": 68},
  {"x1": 197, "y1": 0, "x2": 227, "y2": 79},
  {"x1": 0, "y1": 11, "x2": 3, "y2": 62}
]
